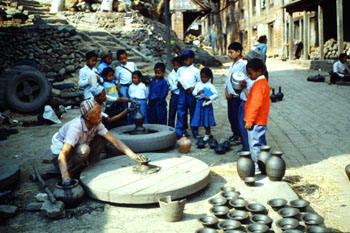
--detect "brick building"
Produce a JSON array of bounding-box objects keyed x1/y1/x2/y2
[{"x1": 199, "y1": 0, "x2": 348, "y2": 60}]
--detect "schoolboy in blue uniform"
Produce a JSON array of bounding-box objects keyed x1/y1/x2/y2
[
  {"x1": 176, "y1": 49, "x2": 200, "y2": 138},
  {"x1": 226, "y1": 42, "x2": 246, "y2": 144},
  {"x1": 97, "y1": 50, "x2": 113, "y2": 76},
  {"x1": 147, "y1": 63, "x2": 169, "y2": 125},
  {"x1": 168, "y1": 56, "x2": 182, "y2": 127}
]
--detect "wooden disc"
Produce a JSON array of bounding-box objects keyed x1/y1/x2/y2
[
  {"x1": 0, "y1": 160, "x2": 20, "y2": 190},
  {"x1": 80, "y1": 153, "x2": 210, "y2": 204}
]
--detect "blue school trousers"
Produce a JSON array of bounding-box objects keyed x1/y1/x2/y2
[
  {"x1": 176, "y1": 88, "x2": 198, "y2": 137},
  {"x1": 238, "y1": 101, "x2": 249, "y2": 151},
  {"x1": 247, "y1": 124, "x2": 267, "y2": 163},
  {"x1": 119, "y1": 84, "x2": 130, "y2": 123},
  {"x1": 147, "y1": 99, "x2": 167, "y2": 125},
  {"x1": 168, "y1": 93, "x2": 179, "y2": 127},
  {"x1": 227, "y1": 96, "x2": 241, "y2": 138},
  {"x1": 129, "y1": 99, "x2": 148, "y2": 124}
]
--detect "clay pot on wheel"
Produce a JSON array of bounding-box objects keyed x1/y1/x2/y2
[
  {"x1": 345, "y1": 164, "x2": 350, "y2": 181},
  {"x1": 53, "y1": 179, "x2": 85, "y2": 208},
  {"x1": 257, "y1": 145, "x2": 271, "y2": 175},
  {"x1": 178, "y1": 135, "x2": 192, "y2": 153},
  {"x1": 270, "y1": 88, "x2": 277, "y2": 102},
  {"x1": 237, "y1": 151, "x2": 255, "y2": 180},
  {"x1": 266, "y1": 151, "x2": 286, "y2": 181}
]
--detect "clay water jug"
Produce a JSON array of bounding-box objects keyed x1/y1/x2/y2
[
  {"x1": 257, "y1": 145, "x2": 271, "y2": 175},
  {"x1": 215, "y1": 143, "x2": 225, "y2": 154},
  {"x1": 209, "y1": 138, "x2": 218, "y2": 149},
  {"x1": 345, "y1": 164, "x2": 350, "y2": 181},
  {"x1": 277, "y1": 86, "x2": 284, "y2": 101},
  {"x1": 178, "y1": 135, "x2": 191, "y2": 153},
  {"x1": 270, "y1": 88, "x2": 277, "y2": 102},
  {"x1": 53, "y1": 179, "x2": 85, "y2": 208},
  {"x1": 266, "y1": 151, "x2": 286, "y2": 181},
  {"x1": 237, "y1": 151, "x2": 255, "y2": 180},
  {"x1": 197, "y1": 137, "x2": 206, "y2": 149}
]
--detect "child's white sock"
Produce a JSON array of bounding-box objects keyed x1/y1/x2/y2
[{"x1": 203, "y1": 134, "x2": 210, "y2": 142}]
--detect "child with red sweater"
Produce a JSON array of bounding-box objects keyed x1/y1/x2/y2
[{"x1": 244, "y1": 58, "x2": 270, "y2": 171}]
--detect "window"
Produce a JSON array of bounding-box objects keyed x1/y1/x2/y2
[
  {"x1": 261, "y1": 0, "x2": 266, "y2": 9},
  {"x1": 270, "y1": 0, "x2": 274, "y2": 7}
]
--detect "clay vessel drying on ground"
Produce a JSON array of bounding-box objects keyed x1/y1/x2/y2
[
  {"x1": 277, "y1": 86, "x2": 284, "y2": 101},
  {"x1": 209, "y1": 138, "x2": 218, "y2": 149},
  {"x1": 270, "y1": 88, "x2": 277, "y2": 102},
  {"x1": 237, "y1": 151, "x2": 255, "y2": 180},
  {"x1": 345, "y1": 164, "x2": 350, "y2": 181},
  {"x1": 257, "y1": 145, "x2": 271, "y2": 175},
  {"x1": 178, "y1": 135, "x2": 192, "y2": 153},
  {"x1": 266, "y1": 151, "x2": 286, "y2": 181},
  {"x1": 215, "y1": 143, "x2": 225, "y2": 154}
]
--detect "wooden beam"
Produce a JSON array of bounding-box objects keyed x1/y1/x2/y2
[
  {"x1": 318, "y1": 4, "x2": 324, "y2": 60},
  {"x1": 289, "y1": 13, "x2": 293, "y2": 60},
  {"x1": 303, "y1": 10, "x2": 308, "y2": 59},
  {"x1": 336, "y1": 0, "x2": 344, "y2": 56},
  {"x1": 283, "y1": 9, "x2": 288, "y2": 58},
  {"x1": 307, "y1": 12, "x2": 310, "y2": 59}
]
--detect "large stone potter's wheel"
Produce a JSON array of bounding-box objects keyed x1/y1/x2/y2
[{"x1": 80, "y1": 153, "x2": 210, "y2": 204}]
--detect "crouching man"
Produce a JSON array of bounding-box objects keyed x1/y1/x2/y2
[{"x1": 50, "y1": 99, "x2": 143, "y2": 186}]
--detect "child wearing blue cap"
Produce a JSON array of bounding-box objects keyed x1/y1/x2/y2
[{"x1": 176, "y1": 49, "x2": 201, "y2": 138}]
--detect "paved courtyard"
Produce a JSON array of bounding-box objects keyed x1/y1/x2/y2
[{"x1": 1, "y1": 58, "x2": 349, "y2": 232}]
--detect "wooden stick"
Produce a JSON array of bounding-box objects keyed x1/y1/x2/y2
[{"x1": 33, "y1": 167, "x2": 56, "y2": 204}]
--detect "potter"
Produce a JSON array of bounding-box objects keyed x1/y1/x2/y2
[{"x1": 50, "y1": 99, "x2": 146, "y2": 187}]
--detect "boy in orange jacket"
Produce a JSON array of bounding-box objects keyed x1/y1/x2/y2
[{"x1": 244, "y1": 58, "x2": 270, "y2": 171}]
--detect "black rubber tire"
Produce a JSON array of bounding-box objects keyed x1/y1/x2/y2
[
  {"x1": 5, "y1": 66, "x2": 50, "y2": 113},
  {"x1": 12, "y1": 60, "x2": 40, "y2": 70},
  {"x1": 106, "y1": 124, "x2": 177, "y2": 154}
]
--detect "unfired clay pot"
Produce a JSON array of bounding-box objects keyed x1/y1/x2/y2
[
  {"x1": 53, "y1": 179, "x2": 85, "y2": 208},
  {"x1": 237, "y1": 151, "x2": 255, "y2": 180},
  {"x1": 345, "y1": 164, "x2": 350, "y2": 181},
  {"x1": 257, "y1": 145, "x2": 271, "y2": 175},
  {"x1": 266, "y1": 151, "x2": 286, "y2": 181}
]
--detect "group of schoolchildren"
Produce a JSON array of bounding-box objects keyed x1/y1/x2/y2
[{"x1": 78, "y1": 41, "x2": 270, "y2": 171}]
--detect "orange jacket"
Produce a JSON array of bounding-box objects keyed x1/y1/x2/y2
[{"x1": 244, "y1": 77, "x2": 270, "y2": 126}]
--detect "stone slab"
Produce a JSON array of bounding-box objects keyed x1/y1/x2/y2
[
  {"x1": 0, "y1": 160, "x2": 20, "y2": 190},
  {"x1": 80, "y1": 153, "x2": 211, "y2": 204}
]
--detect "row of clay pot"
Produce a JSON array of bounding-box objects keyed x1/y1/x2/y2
[
  {"x1": 237, "y1": 146, "x2": 286, "y2": 182},
  {"x1": 271, "y1": 86, "x2": 284, "y2": 103}
]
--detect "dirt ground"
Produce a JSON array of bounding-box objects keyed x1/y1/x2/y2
[{"x1": 0, "y1": 58, "x2": 349, "y2": 233}]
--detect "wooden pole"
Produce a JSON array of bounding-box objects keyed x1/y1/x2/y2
[
  {"x1": 303, "y1": 10, "x2": 308, "y2": 59},
  {"x1": 283, "y1": 9, "x2": 288, "y2": 58},
  {"x1": 288, "y1": 13, "x2": 293, "y2": 60},
  {"x1": 318, "y1": 4, "x2": 324, "y2": 60},
  {"x1": 336, "y1": 0, "x2": 344, "y2": 56}
]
